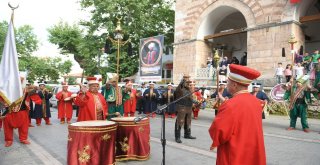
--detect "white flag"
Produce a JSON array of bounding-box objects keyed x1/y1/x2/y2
[{"x1": 0, "y1": 20, "x2": 23, "y2": 106}]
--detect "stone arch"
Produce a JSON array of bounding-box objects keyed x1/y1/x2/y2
[
  {"x1": 281, "y1": 0, "x2": 317, "y2": 21},
  {"x1": 190, "y1": 0, "x2": 260, "y2": 39}
]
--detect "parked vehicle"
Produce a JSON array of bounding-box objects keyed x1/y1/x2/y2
[{"x1": 49, "y1": 85, "x2": 80, "y2": 108}]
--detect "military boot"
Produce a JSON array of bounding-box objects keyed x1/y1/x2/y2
[
  {"x1": 184, "y1": 128, "x2": 196, "y2": 139},
  {"x1": 175, "y1": 123, "x2": 182, "y2": 143}
]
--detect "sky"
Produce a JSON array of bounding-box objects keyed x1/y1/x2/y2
[{"x1": 0, "y1": 0, "x2": 89, "y2": 73}]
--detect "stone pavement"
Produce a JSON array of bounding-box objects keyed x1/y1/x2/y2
[{"x1": 0, "y1": 108, "x2": 320, "y2": 165}]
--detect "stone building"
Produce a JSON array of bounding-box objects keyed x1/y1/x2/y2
[{"x1": 173, "y1": 0, "x2": 320, "y2": 86}]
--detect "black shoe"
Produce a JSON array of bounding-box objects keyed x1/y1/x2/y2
[
  {"x1": 184, "y1": 135, "x2": 196, "y2": 139},
  {"x1": 175, "y1": 138, "x2": 182, "y2": 143}
]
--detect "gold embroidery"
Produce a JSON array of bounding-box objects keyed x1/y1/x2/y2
[
  {"x1": 68, "y1": 135, "x2": 72, "y2": 141},
  {"x1": 101, "y1": 133, "x2": 111, "y2": 141},
  {"x1": 119, "y1": 137, "x2": 130, "y2": 152},
  {"x1": 138, "y1": 126, "x2": 144, "y2": 132},
  {"x1": 78, "y1": 145, "x2": 91, "y2": 163}
]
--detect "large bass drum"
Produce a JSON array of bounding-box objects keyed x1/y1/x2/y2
[
  {"x1": 111, "y1": 117, "x2": 150, "y2": 161},
  {"x1": 67, "y1": 120, "x2": 117, "y2": 165}
]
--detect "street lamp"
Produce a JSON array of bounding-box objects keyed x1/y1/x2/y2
[
  {"x1": 108, "y1": 17, "x2": 130, "y2": 83},
  {"x1": 107, "y1": 17, "x2": 130, "y2": 106}
]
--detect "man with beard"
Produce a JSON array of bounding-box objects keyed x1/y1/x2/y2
[
  {"x1": 174, "y1": 75, "x2": 196, "y2": 143},
  {"x1": 74, "y1": 77, "x2": 108, "y2": 121},
  {"x1": 101, "y1": 76, "x2": 123, "y2": 120}
]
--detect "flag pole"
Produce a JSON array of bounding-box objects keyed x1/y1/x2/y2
[
  {"x1": 8, "y1": 2, "x2": 19, "y2": 23},
  {"x1": 8, "y1": 2, "x2": 25, "y2": 113}
]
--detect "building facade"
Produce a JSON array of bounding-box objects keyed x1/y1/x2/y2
[{"x1": 173, "y1": 0, "x2": 320, "y2": 86}]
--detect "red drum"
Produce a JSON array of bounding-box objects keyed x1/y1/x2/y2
[
  {"x1": 111, "y1": 117, "x2": 150, "y2": 161},
  {"x1": 67, "y1": 120, "x2": 117, "y2": 165}
]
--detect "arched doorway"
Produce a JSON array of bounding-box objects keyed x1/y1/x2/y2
[
  {"x1": 210, "y1": 12, "x2": 248, "y2": 65},
  {"x1": 196, "y1": 6, "x2": 249, "y2": 78},
  {"x1": 299, "y1": 0, "x2": 320, "y2": 54}
]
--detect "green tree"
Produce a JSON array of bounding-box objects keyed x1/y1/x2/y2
[
  {"x1": 48, "y1": 0, "x2": 174, "y2": 79},
  {"x1": 0, "y1": 21, "x2": 72, "y2": 82},
  {"x1": 67, "y1": 77, "x2": 77, "y2": 85},
  {"x1": 0, "y1": 21, "x2": 39, "y2": 59},
  {"x1": 25, "y1": 57, "x2": 72, "y2": 82},
  {"x1": 79, "y1": 0, "x2": 174, "y2": 79},
  {"x1": 48, "y1": 22, "x2": 102, "y2": 76}
]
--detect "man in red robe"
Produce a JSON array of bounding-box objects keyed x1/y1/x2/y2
[
  {"x1": 191, "y1": 82, "x2": 203, "y2": 120},
  {"x1": 209, "y1": 64, "x2": 266, "y2": 165},
  {"x1": 56, "y1": 82, "x2": 74, "y2": 124},
  {"x1": 123, "y1": 80, "x2": 137, "y2": 117},
  {"x1": 1, "y1": 86, "x2": 33, "y2": 147},
  {"x1": 74, "y1": 77, "x2": 108, "y2": 121}
]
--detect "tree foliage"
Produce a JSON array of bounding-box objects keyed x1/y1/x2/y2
[
  {"x1": 20, "y1": 57, "x2": 72, "y2": 82},
  {"x1": 79, "y1": 0, "x2": 175, "y2": 79},
  {"x1": 47, "y1": 21, "x2": 103, "y2": 76},
  {"x1": 0, "y1": 21, "x2": 39, "y2": 58},
  {"x1": 0, "y1": 21, "x2": 72, "y2": 82},
  {"x1": 48, "y1": 0, "x2": 175, "y2": 79}
]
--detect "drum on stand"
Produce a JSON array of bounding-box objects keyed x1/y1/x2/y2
[
  {"x1": 111, "y1": 117, "x2": 150, "y2": 161},
  {"x1": 67, "y1": 120, "x2": 117, "y2": 165}
]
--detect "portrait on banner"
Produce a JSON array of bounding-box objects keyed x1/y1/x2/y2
[{"x1": 139, "y1": 36, "x2": 163, "y2": 82}]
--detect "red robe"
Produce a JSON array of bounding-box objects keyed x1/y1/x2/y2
[
  {"x1": 4, "y1": 94, "x2": 31, "y2": 142},
  {"x1": 74, "y1": 92, "x2": 108, "y2": 122},
  {"x1": 123, "y1": 89, "x2": 137, "y2": 113},
  {"x1": 209, "y1": 93, "x2": 266, "y2": 165},
  {"x1": 56, "y1": 91, "x2": 73, "y2": 119}
]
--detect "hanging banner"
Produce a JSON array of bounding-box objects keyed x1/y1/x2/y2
[{"x1": 139, "y1": 35, "x2": 164, "y2": 82}]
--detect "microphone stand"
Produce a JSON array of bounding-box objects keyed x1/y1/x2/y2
[{"x1": 156, "y1": 88, "x2": 200, "y2": 165}]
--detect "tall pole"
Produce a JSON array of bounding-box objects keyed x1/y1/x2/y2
[
  {"x1": 116, "y1": 38, "x2": 120, "y2": 85},
  {"x1": 288, "y1": 34, "x2": 297, "y2": 96},
  {"x1": 213, "y1": 49, "x2": 220, "y2": 88},
  {"x1": 108, "y1": 17, "x2": 130, "y2": 106}
]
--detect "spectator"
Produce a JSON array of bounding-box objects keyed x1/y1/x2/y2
[
  {"x1": 219, "y1": 57, "x2": 229, "y2": 67},
  {"x1": 275, "y1": 62, "x2": 284, "y2": 84},
  {"x1": 284, "y1": 64, "x2": 293, "y2": 83},
  {"x1": 201, "y1": 87, "x2": 211, "y2": 109},
  {"x1": 231, "y1": 57, "x2": 240, "y2": 65},
  {"x1": 240, "y1": 52, "x2": 247, "y2": 66},
  {"x1": 294, "y1": 62, "x2": 304, "y2": 79}
]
